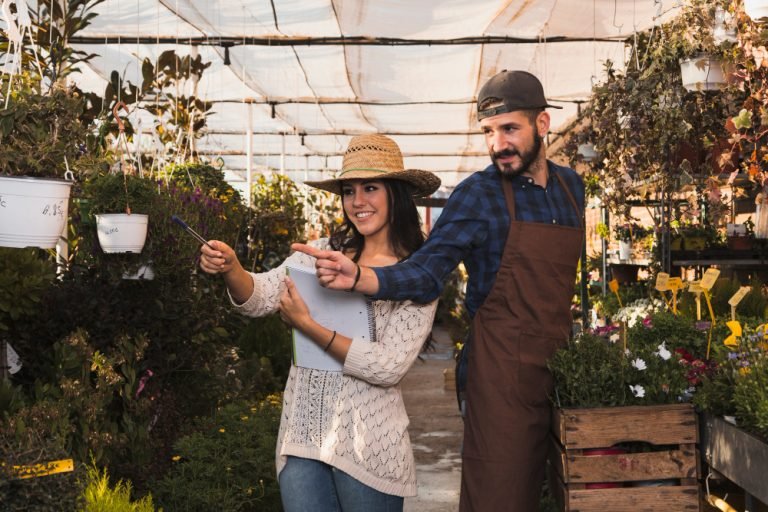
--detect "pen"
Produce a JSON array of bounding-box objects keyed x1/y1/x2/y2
[{"x1": 171, "y1": 215, "x2": 215, "y2": 249}]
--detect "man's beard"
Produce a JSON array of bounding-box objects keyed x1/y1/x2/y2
[{"x1": 491, "y1": 133, "x2": 542, "y2": 176}]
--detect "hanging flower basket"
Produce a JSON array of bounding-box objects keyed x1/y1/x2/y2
[
  {"x1": 0, "y1": 175, "x2": 73, "y2": 249},
  {"x1": 679, "y1": 54, "x2": 726, "y2": 92},
  {"x1": 95, "y1": 213, "x2": 148, "y2": 253}
]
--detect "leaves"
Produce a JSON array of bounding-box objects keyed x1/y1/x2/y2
[{"x1": 733, "y1": 108, "x2": 753, "y2": 129}]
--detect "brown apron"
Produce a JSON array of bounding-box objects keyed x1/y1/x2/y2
[{"x1": 459, "y1": 173, "x2": 584, "y2": 511}]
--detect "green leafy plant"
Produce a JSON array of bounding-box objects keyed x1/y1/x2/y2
[
  {"x1": 247, "y1": 174, "x2": 337, "y2": 272},
  {"x1": 551, "y1": 311, "x2": 714, "y2": 408},
  {"x1": 550, "y1": 333, "x2": 630, "y2": 407},
  {"x1": 150, "y1": 398, "x2": 282, "y2": 512},
  {"x1": 0, "y1": 86, "x2": 89, "y2": 179},
  {"x1": 80, "y1": 463, "x2": 158, "y2": 512},
  {"x1": 0, "y1": 398, "x2": 85, "y2": 511},
  {"x1": 696, "y1": 326, "x2": 768, "y2": 440},
  {"x1": 82, "y1": 172, "x2": 159, "y2": 216},
  {"x1": 614, "y1": 222, "x2": 648, "y2": 242}
]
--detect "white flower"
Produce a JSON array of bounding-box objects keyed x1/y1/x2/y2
[
  {"x1": 629, "y1": 384, "x2": 646, "y2": 398},
  {"x1": 609, "y1": 333, "x2": 620, "y2": 343},
  {"x1": 631, "y1": 358, "x2": 647, "y2": 370},
  {"x1": 655, "y1": 342, "x2": 671, "y2": 361}
]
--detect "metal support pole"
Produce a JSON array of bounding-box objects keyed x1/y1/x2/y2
[
  {"x1": 246, "y1": 103, "x2": 253, "y2": 208},
  {"x1": 580, "y1": 208, "x2": 590, "y2": 330},
  {"x1": 602, "y1": 204, "x2": 609, "y2": 296}
]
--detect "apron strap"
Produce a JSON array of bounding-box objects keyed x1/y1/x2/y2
[{"x1": 500, "y1": 167, "x2": 583, "y2": 228}]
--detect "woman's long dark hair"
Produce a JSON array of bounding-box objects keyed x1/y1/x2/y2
[{"x1": 329, "y1": 179, "x2": 425, "y2": 262}]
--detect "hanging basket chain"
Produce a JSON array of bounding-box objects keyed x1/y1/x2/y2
[{"x1": 112, "y1": 100, "x2": 133, "y2": 214}]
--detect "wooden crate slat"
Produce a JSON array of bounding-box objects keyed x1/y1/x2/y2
[
  {"x1": 563, "y1": 448, "x2": 697, "y2": 483},
  {"x1": 565, "y1": 485, "x2": 700, "y2": 511},
  {"x1": 553, "y1": 404, "x2": 698, "y2": 449}
]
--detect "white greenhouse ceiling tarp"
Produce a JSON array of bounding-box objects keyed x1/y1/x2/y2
[{"x1": 15, "y1": 1, "x2": 684, "y2": 192}]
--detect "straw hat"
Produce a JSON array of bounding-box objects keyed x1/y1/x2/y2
[{"x1": 304, "y1": 134, "x2": 440, "y2": 197}]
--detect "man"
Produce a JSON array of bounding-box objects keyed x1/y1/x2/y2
[{"x1": 294, "y1": 70, "x2": 585, "y2": 511}]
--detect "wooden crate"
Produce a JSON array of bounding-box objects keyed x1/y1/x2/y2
[
  {"x1": 549, "y1": 403, "x2": 700, "y2": 511},
  {"x1": 702, "y1": 414, "x2": 768, "y2": 506}
]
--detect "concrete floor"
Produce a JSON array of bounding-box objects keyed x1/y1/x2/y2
[{"x1": 401, "y1": 325, "x2": 463, "y2": 512}]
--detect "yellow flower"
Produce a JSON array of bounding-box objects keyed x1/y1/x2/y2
[
  {"x1": 172, "y1": 455, "x2": 181, "y2": 462},
  {"x1": 219, "y1": 428, "x2": 226, "y2": 433},
  {"x1": 739, "y1": 367, "x2": 752, "y2": 376},
  {"x1": 241, "y1": 415, "x2": 249, "y2": 421}
]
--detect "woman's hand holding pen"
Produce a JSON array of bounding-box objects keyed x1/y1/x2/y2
[
  {"x1": 199, "y1": 240, "x2": 237, "y2": 274},
  {"x1": 199, "y1": 240, "x2": 254, "y2": 304}
]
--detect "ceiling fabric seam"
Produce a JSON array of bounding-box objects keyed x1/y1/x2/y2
[
  {"x1": 330, "y1": 0, "x2": 376, "y2": 158},
  {"x1": 157, "y1": 0, "x2": 210, "y2": 37},
  {"x1": 289, "y1": 45, "x2": 337, "y2": 145},
  {"x1": 268, "y1": 0, "x2": 286, "y2": 36}
]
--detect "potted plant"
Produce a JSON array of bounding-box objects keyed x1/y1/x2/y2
[
  {"x1": 614, "y1": 222, "x2": 647, "y2": 260},
  {"x1": 0, "y1": 86, "x2": 88, "y2": 248},
  {"x1": 82, "y1": 171, "x2": 156, "y2": 254},
  {"x1": 548, "y1": 311, "x2": 713, "y2": 511}
]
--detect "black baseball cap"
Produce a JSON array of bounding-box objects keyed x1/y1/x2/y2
[{"x1": 477, "y1": 70, "x2": 562, "y2": 120}]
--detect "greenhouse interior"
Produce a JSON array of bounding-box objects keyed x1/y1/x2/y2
[{"x1": 2, "y1": 0, "x2": 768, "y2": 511}]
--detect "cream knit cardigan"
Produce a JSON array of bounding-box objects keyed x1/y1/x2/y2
[{"x1": 232, "y1": 239, "x2": 437, "y2": 497}]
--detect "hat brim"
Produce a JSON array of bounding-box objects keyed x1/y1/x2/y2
[{"x1": 304, "y1": 168, "x2": 441, "y2": 197}]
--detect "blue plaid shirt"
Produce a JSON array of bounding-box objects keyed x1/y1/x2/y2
[{"x1": 373, "y1": 161, "x2": 584, "y2": 317}]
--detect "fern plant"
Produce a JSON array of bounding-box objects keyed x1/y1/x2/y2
[{"x1": 80, "y1": 464, "x2": 159, "y2": 512}]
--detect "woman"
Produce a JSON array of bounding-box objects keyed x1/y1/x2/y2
[{"x1": 199, "y1": 134, "x2": 440, "y2": 512}]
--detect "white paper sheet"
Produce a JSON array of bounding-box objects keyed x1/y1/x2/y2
[{"x1": 286, "y1": 265, "x2": 372, "y2": 371}]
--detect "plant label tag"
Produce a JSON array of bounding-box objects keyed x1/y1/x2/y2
[
  {"x1": 688, "y1": 281, "x2": 703, "y2": 294},
  {"x1": 700, "y1": 268, "x2": 721, "y2": 290},
  {"x1": 608, "y1": 278, "x2": 619, "y2": 293},
  {"x1": 655, "y1": 272, "x2": 670, "y2": 291},
  {"x1": 667, "y1": 277, "x2": 683, "y2": 291},
  {"x1": 6, "y1": 342, "x2": 21, "y2": 374},
  {"x1": 728, "y1": 286, "x2": 751, "y2": 307}
]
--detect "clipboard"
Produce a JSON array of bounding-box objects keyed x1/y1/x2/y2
[{"x1": 286, "y1": 265, "x2": 372, "y2": 371}]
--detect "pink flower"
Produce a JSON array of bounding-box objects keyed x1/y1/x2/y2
[{"x1": 135, "y1": 369, "x2": 154, "y2": 399}]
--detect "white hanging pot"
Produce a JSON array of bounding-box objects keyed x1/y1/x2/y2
[
  {"x1": 619, "y1": 240, "x2": 632, "y2": 260},
  {"x1": 577, "y1": 143, "x2": 598, "y2": 162},
  {"x1": 95, "y1": 213, "x2": 148, "y2": 253},
  {"x1": 0, "y1": 175, "x2": 73, "y2": 249},
  {"x1": 744, "y1": 0, "x2": 768, "y2": 21},
  {"x1": 679, "y1": 54, "x2": 726, "y2": 92}
]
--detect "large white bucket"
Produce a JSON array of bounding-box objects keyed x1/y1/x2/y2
[
  {"x1": 0, "y1": 175, "x2": 74, "y2": 249},
  {"x1": 95, "y1": 213, "x2": 149, "y2": 253}
]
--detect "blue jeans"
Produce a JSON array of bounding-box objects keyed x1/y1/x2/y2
[{"x1": 279, "y1": 456, "x2": 404, "y2": 512}]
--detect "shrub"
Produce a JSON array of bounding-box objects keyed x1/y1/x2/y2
[
  {"x1": 0, "y1": 399, "x2": 84, "y2": 511},
  {"x1": 79, "y1": 464, "x2": 158, "y2": 512},
  {"x1": 151, "y1": 398, "x2": 282, "y2": 512}
]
